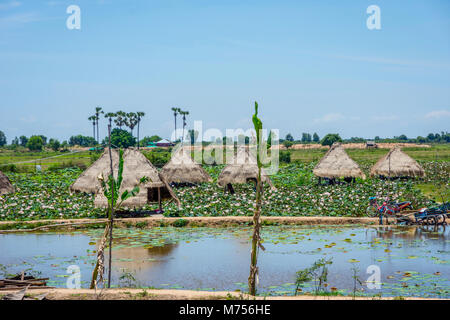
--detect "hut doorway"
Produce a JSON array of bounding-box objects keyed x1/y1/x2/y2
[{"x1": 147, "y1": 187, "x2": 173, "y2": 210}]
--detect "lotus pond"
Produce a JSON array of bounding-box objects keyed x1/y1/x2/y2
[
  {"x1": 1, "y1": 161, "x2": 448, "y2": 221},
  {"x1": 1, "y1": 225, "x2": 449, "y2": 298}
]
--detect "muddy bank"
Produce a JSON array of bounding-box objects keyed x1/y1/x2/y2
[
  {"x1": 0, "y1": 216, "x2": 379, "y2": 232},
  {"x1": 0, "y1": 288, "x2": 436, "y2": 300}
]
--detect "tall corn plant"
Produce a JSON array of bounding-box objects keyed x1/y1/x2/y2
[
  {"x1": 90, "y1": 149, "x2": 148, "y2": 289},
  {"x1": 248, "y1": 101, "x2": 265, "y2": 296}
]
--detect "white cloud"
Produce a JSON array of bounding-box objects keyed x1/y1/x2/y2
[
  {"x1": 425, "y1": 110, "x2": 450, "y2": 119},
  {"x1": 371, "y1": 115, "x2": 399, "y2": 121},
  {"x1": 0, "y1": 1, "x2": 21, "y2": 10},
  {"x1": 0, "y1": 12, "x2": 40, "y2": 25},
  {"x1": 19, "y1": 115, "x2": 37, "y2": 123},
  {"x1": 313, "y1": 113, "x2": 345, "y2": 124},
  {"x1": 45, "y1": 1, "x2": 63, "y2": 6},
  {"x1": 331, "y1": 54, "x2": 450, "y2": 70}
]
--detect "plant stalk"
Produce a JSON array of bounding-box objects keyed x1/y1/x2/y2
[{"x1": 107, "y1": 124, "x2": 114, "y2": 288}]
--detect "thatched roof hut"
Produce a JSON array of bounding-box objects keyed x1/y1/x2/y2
[
  {"x1": 313, "y1": 142, "x2": 366, "y2": 179},
  {"x1": 160, "y1": 147, "x2": 212, "y2": 184},
  {"x1": 94, "y1": 149, "x2": 180, "y2": 209},
  {"x1": 217, "y1": 146, "x2": 276, "y2": 190},
  {"x1": 370, "y1": 146, "x2": 425, "y2": 178},
  {"x1": 70, "y1": 148, "x2": 119, "y2": 194},
  {"x1": 0, "y1": 170, "x2": 14, "y2": 195}
]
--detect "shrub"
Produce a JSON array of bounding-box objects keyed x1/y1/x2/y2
[
  {"x1": 90, "y1": 152, "x2": 102, "y2": 164},
  {"x1": 144, "y1": 151, "x2": 170, "y2": 168},
  {"x1": 0, "y1": 164, "x2": 18, "y2": 172},
  {"x1": 135, "y1": 222, "x2": 148, "y2": 229},
  {"x1": 48, "y1": 138, "x2": 60, "y2": 151},
  {"x1": 69, "y1": 135, "x2": 97, "y2": 147},
  {"x1": 320, "y1": 133, "x2": 342, "y2": 146},
  {"x1": 0, "y1": 130, "x2": 7, "y2": 147},
  {"x1": 108, "y1": 128, "x2": 136, "y2": 148},
  {"x1": 283, "y1": 140, "x2": 294, "y2": 149},
  {"x1": 173, "y1": 218, "x2": 188, "y2": 227},
  {"x1": 48, "y1": 161, "x2": 87, "y2": 171},
  {"x1": 279, "y1": 151, "x2": 291, "y2": 163},
  {"x1": 26, "y1": 136, "x2": 44, "y2": 151}
]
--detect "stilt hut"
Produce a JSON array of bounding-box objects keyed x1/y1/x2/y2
[
  {"x1": 217, "y1": 146, "x2": 275, "y2": 193},
  {"x1": 370, "y1": 146, "x2": 425, "y2": 178},
  {"x1": 160, "y1": 146, "x2": 212, "y2": 184},
  {"x1": 313, "y1": 142, "x2": 366, "y2": 183},
  {"x1": 0, "y1": 170, "x2": 14, "y2": 195},
  {"x1": 94, "y1": 149, "x2": 180, "y2": 210}
]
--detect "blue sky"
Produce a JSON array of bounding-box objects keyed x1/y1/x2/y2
[{"x1": 0, "y1": 0, "x2": 449, "y2": 142}]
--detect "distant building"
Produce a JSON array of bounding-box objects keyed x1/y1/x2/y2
[
  {"x1": 155, "y1": 139, "x2": 175, "y2": 147},
  {"x1": 366, "y1": 141, "x2": 378, "y2": 149}
]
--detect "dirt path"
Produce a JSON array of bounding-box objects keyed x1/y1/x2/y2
[
  {"x1": 0, "y1": 287, "x2": 436, "y2": 300},
  {"x1": 0, "y1": 216, "x2": 380, "y2": 230}
]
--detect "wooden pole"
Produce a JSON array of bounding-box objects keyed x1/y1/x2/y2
[
  {"x1": 90, "y1": 222, "x2": 110, "y2": 289},
  {"x1": 137, "y1": 119, "x2": 140, "y2": 150},
  {"x1": 158, "y1": 187, "x2": 162, "y2": 211},
  {"x1": 107, "y1": 124, "x2": 114, "y2": 288}
]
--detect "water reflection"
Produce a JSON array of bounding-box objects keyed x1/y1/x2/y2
[
  {"x1": 374, "y1": 225, "x2": 448, "y2": 241},
  {"x1": 0, "y1": 225, "x2": 448, "y2": 297}
]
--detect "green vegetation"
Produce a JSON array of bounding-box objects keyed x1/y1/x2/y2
[
  {"x1": 26, "y1": 135, "x2": 44, "y2": 151},
  {"x1": 290, "y1": 144, "x2": 450, "y2": 163},
  {"x1": 0, "y1": 145, "x2": 448, "y2": 221},
  {"x1": 295, "y1": 258, "x2": 333, "y2": 295},
  {"x1": 0, "y1": 130, "x2": 6, "y2": 147},
  {"x1": 0, "y1": 149, "x2": 95, "y2": 172},
  {"x1": 320, "y1": 133, "x2": 342, "y2": 146},
  {"x1": 140, "y1": 135, "x2": 162, "y2": 147},
  {"x1": 106, "y1": 128, "x2": 136, "y2": 149},
  {"x1": 279, "y1": 131, "x2": 450, "y2": 144},
  {"x1": 173, "y1": 218, "x2": 188, "y2": 227},
  {"x1": 69, "y1": 135, "x2": 97, "y2": 147}
]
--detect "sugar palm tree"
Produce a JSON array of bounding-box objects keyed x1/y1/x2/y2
[
  {"x1": 114, "y1": 111, "x2": 127, "y2": 129},
  {"x1": 95, "y1": 107, "x2": 104, "y2": 144},
  {"x1": 104, "y1": 112, "x2": 116, "y2": 130},
  {"x1": 171, "y1": 107, "x2": 180, "y2": 142},
  {"x1": 179, "y1": 110, "x2": 189, "y2": 144},
  {"x1": 136, "y1": 111, "x2": 145, "y2": 149},
  {"x1": 88, "y1": 115, "x2": 97, "y2": 141},
  {"x1": 125, "y1": 112, "x2": 138, "y2": 145}
]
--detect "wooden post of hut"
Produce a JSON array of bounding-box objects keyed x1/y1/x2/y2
[{"x1": 158, "y1": 187, "x2": 162, "y2": 211}]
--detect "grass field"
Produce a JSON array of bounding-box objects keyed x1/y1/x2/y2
[
  {"x1": 2, "y1": 144, "x2": 449, "y2": 172},
  {"x1": 0, "y1": 149, "x2": 95, "y2": 172},
  {"x1": 290, "y1": 144, "x2": 450, "y2": 163}
]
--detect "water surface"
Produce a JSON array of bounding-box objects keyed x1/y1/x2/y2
[{"x1": 0, "y1": 225, "x2": 448, "y2": 297}]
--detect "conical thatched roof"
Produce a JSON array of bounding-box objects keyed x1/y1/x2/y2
[
  {"x1": 70, "y1": 148, "x2": 119, "y2": 194},
  {"x1": 370, "y1": 146, "x2": 425, "y2": 178},
  {"x1": 0, "y1": 170, "x2": 14, "y2": 195},
  {"x1": 217, "y1": 146, "x2": 275, "y2": 189},
  {"x1": 313, "y1": 142, "x2": 366, "y2": 179},
  {"x1": 94, "y1": 149, "x2": 180, "y2": 208},
  {"x1": 160, "y1": 146, "x2": 212, "y2": 184}
]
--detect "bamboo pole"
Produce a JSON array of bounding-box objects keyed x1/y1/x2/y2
[
  {"x1": 107, "y1": 124, "x2": 114, "y2": 289},
  {"x1": 248, "y1": 165, "x2": 262, "y2": 296},
  {"x1": 248, "y1": 103, "x2": 265, "y2": 296},
  {"x1": 90, "y1": 221, "x2": 110, "y2": 289}
]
